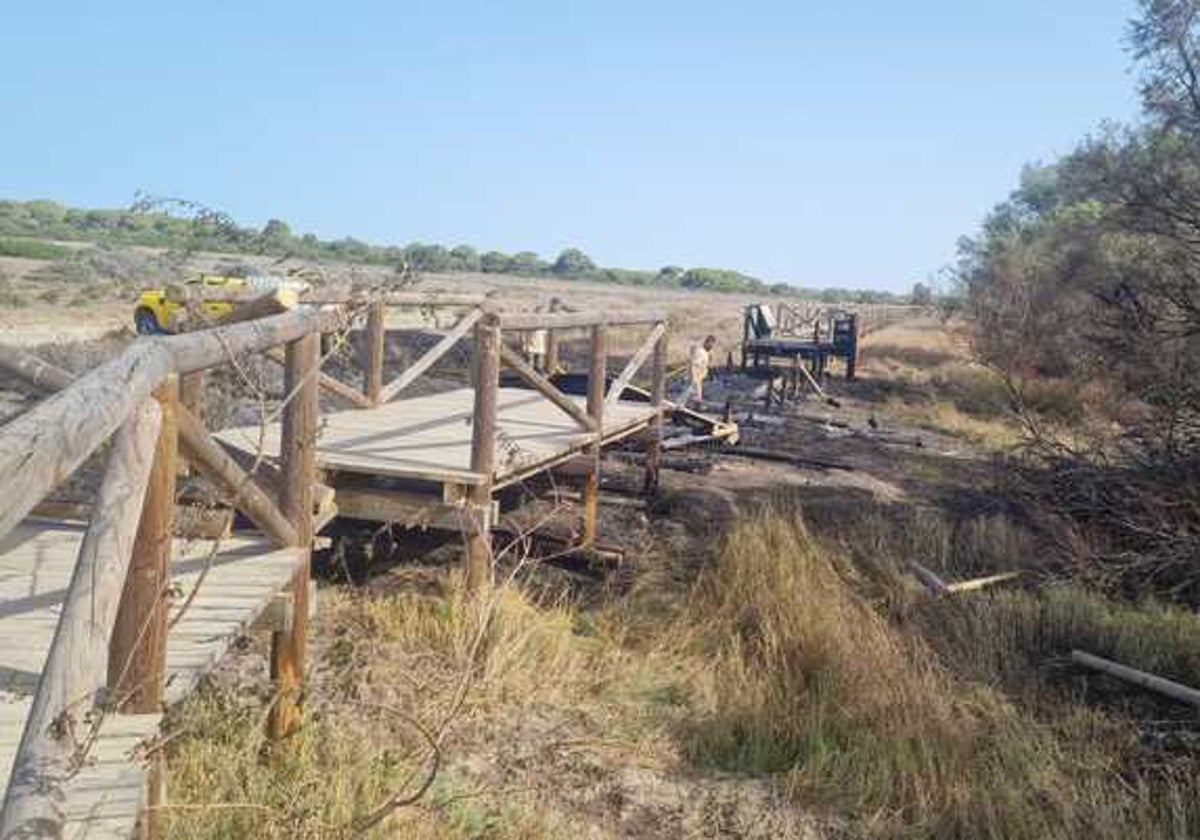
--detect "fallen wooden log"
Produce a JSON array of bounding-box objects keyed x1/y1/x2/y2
[
  {"x1": 795, "y1": 362, "x2": 841, "y2": 407},
  {"x1": 607, "y1": 451, "x2": 712, "y2": 474},
  {"x1": 719, "y1": 445, "x2": 854, "y2": 472},
  {"x1": 662, "y1": 434, "x2": 722, "y2": 451},
  {"x1": 1070, "y1": 650, "x2": 1200, "y2": 709},
  {"x1": 943, "y1": 571, "x2": 1021, "y2": 594}
]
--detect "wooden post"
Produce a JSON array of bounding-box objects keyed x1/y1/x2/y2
[
  {"x1": 582, "y1": 324, "x2": 606, "y2": 546},
  {"x1": 109, "y1": 377, "x2": 178, "y2": 714},
  {"x1": 846, "y1": 313, "x2": 859, "y2": 380},
  {"x1": 365, "y1": 300, "x2": 385, "y2": 403},
  {"x1": 179, "y1": 371, "x2": 204, "y2": 420},
  {"x1": 178, "y1": 371, "x2": 203, "y2": 476},
  {"x1": 269, "y1": 334, "x2": 318, "y2": 741},
  {"x1": 465, "y1": 314, "x2": 500, "y2": 592},
  {"x1": 740, "y1": 308, "x2": 750, "y2": 370},
  {"x1": 0, "y1": 400, "x2": 161, "y2": 840},
  {"x1": 545, "y1": 329, "x2": 559, "y2": 375},
  {"x1": 643, "y1": 324, "x2": 668, "y2": 495}
]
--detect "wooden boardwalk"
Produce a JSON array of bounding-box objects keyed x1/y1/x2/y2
[
  {"x1": 0, "y1": 521, "x2": 303, "y2": 839},
  {"x1": 0, "y1": 294, "x2": 680, "y2": 839},
  {"x1": 218, "y1": 386, "x2": 659, "y2": 489}
]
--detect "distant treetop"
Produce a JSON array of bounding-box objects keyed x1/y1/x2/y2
[{"x1": 0, "y1": 198, "x2": 898, "y2": 300}]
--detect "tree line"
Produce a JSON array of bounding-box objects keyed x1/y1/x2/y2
[
  {"x1": 0, "y1": 198, "x2": 912, "y2": 302},
  {"x1": 957, "y1": 0, "x2": 1200, "y2": 600}
]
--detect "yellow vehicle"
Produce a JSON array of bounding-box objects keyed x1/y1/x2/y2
[{"x1": 133, "y1": 274, "x2": 245, "y2": 334}]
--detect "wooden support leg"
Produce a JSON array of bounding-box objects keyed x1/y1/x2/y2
[
  {"x1": 466, "y1": 315, "x2": 500, "y2": 592},
  {"x1": 643, "y1": 324, "x2": 668, "y2": 496},
  {"x1": 139, "y1": 753, "x2": 166, "y2": 840},
  {"x1": 544, "y1": 329, "x2": 558, "y2": 374},
  {"x1": 582, "y1": 325, "x2": 606, "y2": 546},
  {"x1": 269, "y1": 334, "x2": 318, "y2": 742},
  {"x1": 365, "y1": 300, "x2": 385, "y2": 403},
  {"x1": 109, "y1": 376, "x2": 177, "y2": 714}
]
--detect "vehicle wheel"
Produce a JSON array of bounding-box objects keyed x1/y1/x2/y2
[{"x1": 134, "y1": 309, "x2": 161, "y2": 335}]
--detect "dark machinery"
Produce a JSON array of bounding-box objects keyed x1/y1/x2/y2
[{"x1": 740, "y1": 302, "x2": 860, "y2": 381}]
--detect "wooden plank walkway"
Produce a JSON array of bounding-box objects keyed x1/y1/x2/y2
[
  {"x1": 218, "y1": 386, "x2": 659, "y2": 488},
  {"x1": 0, "y1": 521, "x2": 304, "y2": 839}
]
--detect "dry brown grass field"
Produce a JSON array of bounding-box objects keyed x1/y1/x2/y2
[{"x1": 3, "y1": 247, "x2": 1199, "y2": 840}]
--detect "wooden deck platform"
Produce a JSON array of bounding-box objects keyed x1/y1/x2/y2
[
  {"x1": 217, "y1": 387, "x2": 659, "y2": 490},
  {"x1": 0, "y1": 521, "x2": 304, "y2": 839}
]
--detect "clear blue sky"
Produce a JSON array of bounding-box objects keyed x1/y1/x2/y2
[{"x1": 0, "y1": 1, "x2": 1140, "y2": 292}]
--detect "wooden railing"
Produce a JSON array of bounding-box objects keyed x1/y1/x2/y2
[{"x1": 0, "y1": 292, "x2": 667, "y2": 840}]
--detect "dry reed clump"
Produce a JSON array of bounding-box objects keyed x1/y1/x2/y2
[
  {"x1": 163, "y1": 581, "x2": 652, "y2": 840},
  {"x1": 673, "y1": 509, "x2": 1200, "y2": 839},
  {"x1": 917, "y1": 584, "x2": 1200, "y2": 705}
]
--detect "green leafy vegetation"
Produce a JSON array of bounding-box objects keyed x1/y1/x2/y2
[
  {"x1": 0, "y1": 235, "x2": 71, "y2": 260},
  {"x1": 0, "y1": 198, "x2": 912, "y2": 300},
  {"x1": 957, "y1": 0, "x2": 1200, "y2": 601}
]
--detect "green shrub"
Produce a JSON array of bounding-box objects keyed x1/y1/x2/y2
[{"x1": 0, "y1": 236, "x2": 71, "y2": 260}]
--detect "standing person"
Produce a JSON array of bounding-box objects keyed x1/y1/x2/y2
[
  {"x1": 522, "y1": 299, "x2": 552, "y2": 371},
  {"x1": 682, "y1": 334, "x2": 717, "y2": 406}
]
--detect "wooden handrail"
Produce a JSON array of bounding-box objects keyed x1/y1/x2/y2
[
  {"x1": 498, "y1": 345, "x2": 597, "y2": 432},
  {"x1": 606, "y1": 322, "x2": 667, "y2": 408},
  {"x1": 0, "y1": 350, "x2": 298, "y2": 548},
  {"x1": 0, "y1": 399, "x2": 162, "y2": 840},
  {"x1": 262, "y1": 347, "x2": 373, "y2": 409},
  {"x1": 0, "y1": 351, "x2": 73, "y2": 392},
  {"x1": 0, "y1": 306, "x2": 349, "y2": 543},
  {"x1": 377, "y1": 307, "x2": 483, "y2": 404},
  {"x1": 499, "y1": 308, "x2": 667, "y2": 331},
  {"x1": 167, "y1": 287, "x2": 489, "y2": 307},
  {"x1": 0, "y1": 292, "x2": 673, "y2": 834},
  {"x1": 175, "y1": 406, "x2": 299, "y2": 547}
]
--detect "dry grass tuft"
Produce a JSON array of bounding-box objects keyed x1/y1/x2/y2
[
  {"x1": 673, "y1": 508, "x2": 1200, "y2": 839},
  {"x1": 163, "y1": 578, "x2": 656, "y2": 839}
]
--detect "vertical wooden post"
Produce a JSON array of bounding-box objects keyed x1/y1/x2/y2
[
  {"x1": 643, "y1": 323, "x2": 667, "y2": 496},
  {"x1": 179, "y1": 371, "x2": 204, "y2": 421},
  {"x1": 582, "y1": 324, "x2": 606, "y2": 545},
  {"x1": 178, "y1": 371, "x2": 203, "y2": 476},
  {"x1": 740, "y1": 308, "x2": 750, "y2": 370},
  {"x1": 269, "y1": 333, "x2": 318, "y2": 741},
  {"x1": 109, "y1": 376, "x2": 177, "y2": 714},
  {"x1": 365, "y1": 300, "x2": 385, "y2": 403},
  {"x1": 846, "y1": 313, "x2": 859, "y2": 381},
  {"x1": 465, "y1": 314, "x2": 500, "y2": 592},
  {"x1": 544, "y1": 329, "x2": 559, "y2": 375},
  {"x1": 544, "y1": 297, "x2": 562, "y2": 374},
  {"x1": 1, "y1": 400, "x2": 161, "y2": 840}
]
